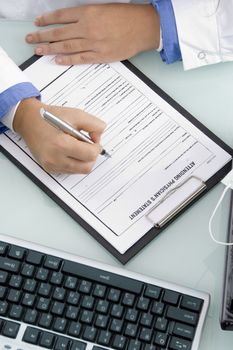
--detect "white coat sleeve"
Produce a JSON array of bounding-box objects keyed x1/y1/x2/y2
[
  {"x1": 171, "y1": 0, "x2": 233, "y2": 70},
  {"x1": 0, "y1": 46, "x2": 40, "y2": 131}
]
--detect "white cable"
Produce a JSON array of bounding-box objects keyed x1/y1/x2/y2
[{"x1": 209, "y1": 182, "x2": 232, "y2": 245}]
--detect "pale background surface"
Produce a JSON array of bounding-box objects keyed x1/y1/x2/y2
[{"x1": 0, "y1": 19, "x2": 233, "y2": 350}]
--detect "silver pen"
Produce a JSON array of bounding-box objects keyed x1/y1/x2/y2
[{"x1": 40, "y1": 108, "x2": 111, "y2": 158}]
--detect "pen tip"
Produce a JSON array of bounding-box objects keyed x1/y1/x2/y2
[{"x1": 101, "y1": 149, "x2": 111, "y2": 158}]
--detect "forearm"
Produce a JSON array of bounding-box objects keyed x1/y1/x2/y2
[{"x1": 0, "y1": 46, "x2": 40, "y2": 132}]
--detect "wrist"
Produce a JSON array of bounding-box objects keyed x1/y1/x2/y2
[
  {"x1": 135, "y1": 5, "x2": 161, "y2": 53},
  {"x1": 13, "y1": 97, "x2": 42, "y2": 135}
]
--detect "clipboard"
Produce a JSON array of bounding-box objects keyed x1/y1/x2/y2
[{"x1": 0, "y1": 55, "x2": 232, "y2": 264}]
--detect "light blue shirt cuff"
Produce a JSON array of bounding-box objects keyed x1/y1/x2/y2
[
  {"x1": 151, "y1": 0, "x2": 182, "y2": 64},
  {"x1": 0, "y1": 82, "x2": 40, "y2": 133}
]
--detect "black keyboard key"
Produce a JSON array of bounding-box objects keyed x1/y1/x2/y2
[
  {"x1": 151, "y1": 301, "x2": 165, "y2": 315},
  {"x1": 0, "y1": 270, "x2": 8, "y2": 284},
  {"x1": 0, "y1": 317, "x2": 4, "y2": 330},
  {"x1": 64, "y1": 276, "x2": 78, "y2": 290},
  {"x1": 51, "y1": 301, "x2": 65, "y2": 316},
  {"x1": 0, "y1": 242, "x2": 9, "y2": 256},
  {"x1": 38, "y1": 313, "x2": 53, "y2": 329},
  {"x1": 8, "y1": 245, "x2": 26, "y2": 260},
  {"x1": 38, "y1": 283, "x2": 52, "y2": 297},
  {"x1": 137, "y1": 296, "x2": 150, "y2": 311},
  {"x1": 0, "y1": 257, "x2": 20, "y2": 273},
  {"x1": 173, "y1": 322, "x2": 195, "y2": 340},
  {"x1": 112, "y1": 334, "x2": 127, "y2": 349},
  {"x1": 111, "y1": 304, "x2": 124, "y2": 318},
  {"x1": 36, "y1": 267, "x2": 49, "y2": 281},
  {"x1": 24, "y1": 309, "x2": 38, "y2": 324},
  {"x1": 37, "y1": 297, "x2": 51, "y2": 312},
  {"x1": 154, "y1": 331, "x2": 168, "y2": 347},
  {"x1": 9, "y1": 304, "x2": 23, "y2": 320},
  {"x1": 67, "y1": 291, "x2": 80, "y2": 306},
  {"x1": 22, "y1": 293, "x2": 36, "y2": 308},
  {"x1": 95, "y1": 314, "x2": 109, "y2": 329},
  {"x1": 110, "y1": 318, "x2": 124, "y2": 333},
  {"x1": 181, "y1": 295, "x2": 203, "y2": 313},
  {"x1": 144, "y1": 285, "x2": 161, "y2": 300},
  {"x1": 82, "y1": 295, "x2": 94, "y2": 309},
  {"x1": 154, "y1": 317, "x2": 168, "y2": 332},
  {"x1": 44, "y1": 255, "x2": 62, "y2": 271},
  {"x1": 83, "y1": 325, "x2": 97, "y2": 342},
  {"x1": 7, "y1": 289, "x2": 21, "y2": 303},
  {"x1": 163, "y1": 290, "x2": 180, "y2": 305},
  {"x1": 53, "y1": 287, "x2": 66, "y2": 301},
  {"x1": 23, "y1": 279, "x2": 37, "y2": 293},
  {"x1": 140, "y1": 312, "x2": 153, "y2": 327},
  {"x1": 54, "y1": 336, "x2": 70, "y2": 350},
  {"x1": 96, "y1": 300, "x2": 109, "y2": 314},
  {"x1": 125, "y1": 308, "x2": 138, "y2": 323},
  {"x1": 70, "y1": 340, "x2": 87, "y2": 350},
  {"x1": 62, "y1": 260, "x2": 143, "y2": 294},
  {"x1": 79, "y1": 280, "x2": 92, "y2": 294},
  {"x1": 53, "y1": 317, "x2": 67, "y2": 333},
  {"x1": 0, "y1": 301, "x2": 8, "y2": 316},
  {"x1": 144, "y1": 344, "x2": 156, "y2": 350},
  {"x1": 107, "y1": 288, "x2": 121, "y2": 302},
  {"x1": 68, "y1": 321, "x2": 82, "y2": 337},
  {"x1": 169, "y1": 336, "x2": 191, "y2": 350},
  {"x1": 0, "y1": 286, "x2": 6, "y2": 300},
  {"x1": 26, "y1": 250, "x2": 44, "y2": 265},
  {"x1": 122, "y1": 292, "x2": 135, "y2": 307},
  {"x1": 80, "y1": 310, "x2": 94, "y2": 324},
  {"x1": 50, "y1": 272, "x2": 63, "y2": 286},
  {"x1": 167, "y1": 306, "x2": 198, "y2": 326},
  {"x1": 128, "y1": 339, "x2": 142, "y2": 350},
  {"x1": 23, "y1": 326, "x2": 41, "y2": 345},
  {"x1": 9, "y1": 275, "x2": 23, "y2": 289},
  {"x1": 139, "y1": 327, "x2": 153, "y2": 342},
  {"x1": 39, "y1": 331, "x2": 55, "y2": 349},
  {"x1": 2, "y1": 320, "x2": 20, "y2": 338},
  {"x1": 124, "y1": 323, "x2": 138, "y2": 338},
  {"x1": 93, "y1": 284, "x2": 107, "y2": 298},
  {"x1": 66, "y1": 305, "x2": 79, "y2": 320},
  {"x1": 98, "y1": 330, "x2": 112, "y2": 346},
  {"x1": 93, "y1": 347, "x2": 108, "y2": 350},
  {"x1": 21, "y1": 263, "x2": 35, "y2": 278}
]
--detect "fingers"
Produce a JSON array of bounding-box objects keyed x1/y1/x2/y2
[
  {"x1": 26, "y1": 23, "x2": 83, "y2": 44},
  {"x1": 35, "y1": 8, "x2": 81, "y2": 26},
  {"x1": 55, "y1": 52, "x2": 103, "y2": 66},
  {"x1": 40, "y1": 135, "x2": 100, "y2": 174},
  {"x1": 41, "y1": 156, "x2": 96, "y2": 174},
  {"x1": 58, "y1": 133, "x2": 102, "y2": 162},
  {"x1": 50, "y1": 108, "x2": 106, "y2": 136},
  {"x1": 34, "y1": 38, "x2": 93, "y2": 56}
]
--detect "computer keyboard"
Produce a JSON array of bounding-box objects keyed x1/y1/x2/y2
[{"x1": 0, "y1": 233, "x2": 209, "y2": 350}]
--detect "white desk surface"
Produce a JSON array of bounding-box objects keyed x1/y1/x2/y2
[{"x1": 0, "y1": 20, "x2": 233, "y2": 350}]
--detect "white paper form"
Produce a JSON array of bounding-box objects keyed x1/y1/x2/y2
[{"x1": 1, "y1": 56, "x2": 231, "y2": 254}]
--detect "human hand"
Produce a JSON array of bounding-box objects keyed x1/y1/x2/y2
[
  {"x1": 26, "y1": 4, "x2": 160, "y2": 65},
  {"x1": 13, "y1": 98, "x2": 106, "y2": 174}
]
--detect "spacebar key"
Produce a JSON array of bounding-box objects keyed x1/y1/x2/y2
[{"x1": 62, "y1": 261, "x2": 143, "y2": 294}]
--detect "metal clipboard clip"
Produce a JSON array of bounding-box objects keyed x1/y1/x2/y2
[{"x1": 145, "y1": 175, "x2": 207, "y2": 229}]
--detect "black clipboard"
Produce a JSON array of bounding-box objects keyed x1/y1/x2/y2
[{"x1": 0, "y1": 55, "x2": 232, "y2": 264}]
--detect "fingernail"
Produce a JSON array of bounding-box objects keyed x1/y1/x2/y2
[
  {"x1": 34, "y1": 16, "x2": 41, "y2": 25},
  {"x1": 55, "y1": 56, "x2": 63, "y2": 64},
  {"x1": 35, "y1": 47, "x2": 43, "y2": 55},
  {"x1": 26, "y1": 34, "x2": 33, "y2": 43}
]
